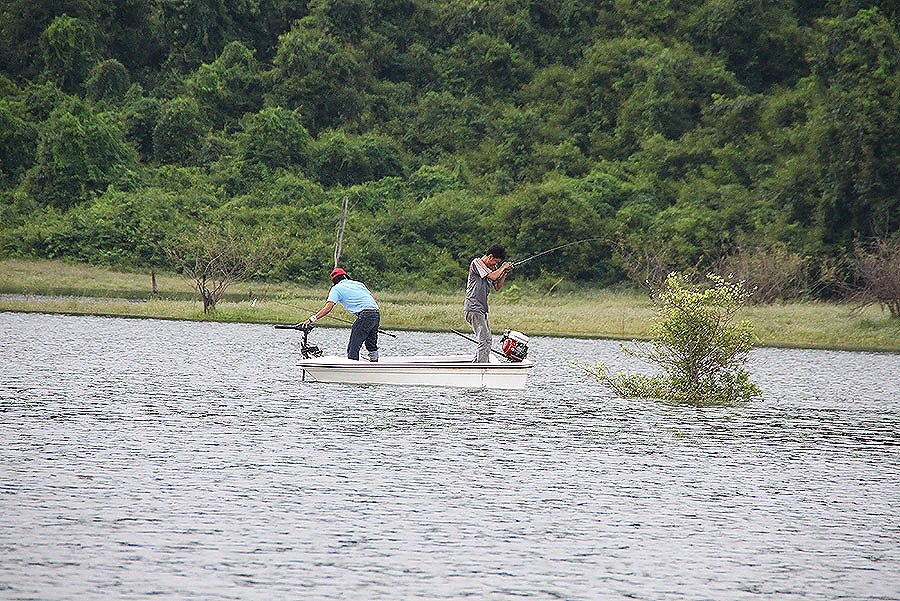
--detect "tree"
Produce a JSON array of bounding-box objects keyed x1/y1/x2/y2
[
  {"x1": 439, "y1": 32, "x2": 533, "y2": 97},
  {"x1": 122, "y1": 86, "x2": 162, "y2": 161},
  {"x1": 574, "y1": 37, "x2": 662, "y2": 158},
  {"x1": 480, "y1": 103, "x2": 543, "y2": 182},
  {"x1": 359, "y1": 133, "x2": 405, "y2": 182},
  {"x1": 402, "y1": 91, "x2": 486, "y2": 159},
  {"x1": 0, "y1": 100, "x2": 37, "y2": 188},
  {"x1": 0, "y1": 0, "x2": 108, "y2": 82},
  {"x1": 615, "y1": 0, "x2": 694, "y2": 38},
  {"x1": 156, "y1": 0, "x2": 239, "y2": 71},
  {"x1": 239, "y1": 107, "x2": 312, "y2": 171},
  {"x1": 584, "y1": 273, "x2": 760, "y2": 405},
  {"x1": 152, "y1": 97, "x2": 208, "y2": 165},
  {"x1": 187, "y1": 40, "x2": 263, "y2": 128},
  {"x1": 848, "y1": 238, "x2": 900, "y2": 318},
  {"x1": 266, "y1": 16, "x2": 371, "y2": 133},
  {"x1": 809, "y1": 8, "x2": 900, "y2": 248},
  {"x1": 687, "y1": 0, "x2": 806, "y2": 90},
  {"x1": 85, "y1": 58, "x2": 130, "y2": 103},
  {"x1": 493, "y1": 175, "x2": 606, "y2": 279},
  {"x1": 407, "y1": 164, "x2": 465, "y2": 200},
  {"x1": 613, "y1": 201, "x2": 688, "y2": 289},
  {"x1": 29, "y1": 186, "x2": 194, "y2": 265},
  {"x1": 309, "y1": 0, "x2": 374, "y2": 36},
  {"x1": 314, "y1": 130, "x2": 404, "y2": 187},
  {"x1": 165, "y1": 224, "x2": 274, "y2": 314},
  {"x1": 614, "y1": 44, "x2": 743, "y2": 155},
  {"x1": 24, "y1": 97, "x2": 137, "y2": 209},
  {"x1": 39, "y1": 14, "x2": 98, "y2": 94},
  {"x1": 101, "y1": 0, "x2": 159, "y2": 73},
  {"x1": 19, "y1": 81, "x2": 69, "y2": 123}
]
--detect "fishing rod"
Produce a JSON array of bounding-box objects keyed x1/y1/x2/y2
[
  {"x1": 270, "y1": 298, "x2": 397, "y2": 337},
  {"x1": 450, "y1": 329, "x2": 509, "y2": 360},
  {"x1": 512, "y1": 237, "x2": 603, "y2": 267}
]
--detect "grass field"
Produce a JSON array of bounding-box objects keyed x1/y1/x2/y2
[{"x1": 1, "y1": 258, "x2": 898, "y2": 352}]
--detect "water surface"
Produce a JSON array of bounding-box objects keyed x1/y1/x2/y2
[{"x1": 1, "y1": 312, "x2": 898, "y2": 599}]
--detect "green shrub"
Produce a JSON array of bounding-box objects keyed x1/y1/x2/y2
[{"x1": 585, "y1": 273, "x2": 760, "y2": 405}]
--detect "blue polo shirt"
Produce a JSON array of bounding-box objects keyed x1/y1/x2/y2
[{"x1": 327, "y1": 279, "x2": 378, "y2": 315}]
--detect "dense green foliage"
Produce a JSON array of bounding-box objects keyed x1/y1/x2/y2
[
  {"x1": 0, "y1": 1, "x2": 897, "y2": 291},
  {"x1": 586, "y1": 273, "x2": 761, "y2": 405}
]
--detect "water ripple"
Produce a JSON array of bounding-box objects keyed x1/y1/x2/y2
[{"x1": 1, "y1": 312, "x2": 898, "y2": 600}]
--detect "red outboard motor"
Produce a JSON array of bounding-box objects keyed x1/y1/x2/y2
[{"x1": 500, "y1": 330, "x2": 529, "y2": 362}]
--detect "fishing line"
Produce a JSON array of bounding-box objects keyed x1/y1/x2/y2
[{"x1": 512, "y1": 237, "x2": 604, "y2": 267}]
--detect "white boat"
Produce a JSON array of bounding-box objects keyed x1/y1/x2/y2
[{"x1": 297, "y1": 354, "x2": 534, "y2": 389}]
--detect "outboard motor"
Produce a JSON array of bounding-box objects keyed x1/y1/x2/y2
[{"x1": 500, "y1": 330, "x2": 529, "y2": 362}]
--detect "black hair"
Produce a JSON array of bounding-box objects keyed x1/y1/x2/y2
[
  {"x1": 485, "y1": 244, "x2": 507, "y2": 260},
  {"x1": 331, "y1": 274, "x2": 348, "y2": 284}
]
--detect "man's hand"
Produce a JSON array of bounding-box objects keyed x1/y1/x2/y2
[
  {"x1": 296, "y1": 314, "x2": 318, "y2": 328},
  {"x1": 502, "y1": 261, "x2": 514, "y2": 272}
]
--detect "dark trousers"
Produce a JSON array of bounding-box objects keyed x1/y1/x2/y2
[{"x1": 348, "y1": 311, "x2": 380, "y2": 360}]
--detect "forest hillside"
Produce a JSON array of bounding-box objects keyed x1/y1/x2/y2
[{"x1": 1, "y1": 0, "x2": 898, "y2": 294}]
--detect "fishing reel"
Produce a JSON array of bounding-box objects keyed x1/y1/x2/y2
[{"x1": 500, "y1": 330, "x2": 529, "y2": 362}]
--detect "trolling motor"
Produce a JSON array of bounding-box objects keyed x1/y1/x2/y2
[
  {"x1": 274, "y1": 323, "x2": 323, "y2": 383},
  {"x1": 500, "y1": 330, "x2": 529, "y2": 362},
  {"x1": 274, "y1": 322, "x2": 323, "y2": 358},
  {"x1": 296, "y1": 323, "x2": 323, "y2": 359}
]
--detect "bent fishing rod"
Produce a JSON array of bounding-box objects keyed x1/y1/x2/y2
[
  {"x1": 512, "y1": 237, "x2": 603, "y2": 267},
  {"x1": 270, "y1": 298, "x2": 397, "y2": 337}
]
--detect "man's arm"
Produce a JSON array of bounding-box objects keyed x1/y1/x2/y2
[
  {"x1": 491, "y1": 262, "x2": 513, "y2": 290},
  {"x1": 478, "y1": 259, "x2": 511, "y2": 282},
  {"x1": 300, "y1": 301, "x2": 336, "y2": 326}
]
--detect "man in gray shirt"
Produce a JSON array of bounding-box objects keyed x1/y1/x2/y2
[{"x1": 464, "y1": 244, "x2": 514, "y2": 362}]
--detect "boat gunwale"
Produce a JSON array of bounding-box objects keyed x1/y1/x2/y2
[{"x1": 297, "y1": 359, "x2": 534, "y2": 370}]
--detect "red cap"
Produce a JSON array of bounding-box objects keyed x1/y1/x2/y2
[{"x1": 330, "y1": 267, "x2": 347, "y2": 279}]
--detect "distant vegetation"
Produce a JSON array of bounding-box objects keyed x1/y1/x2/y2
[{"x1": 0, "y1": 1, "x2": 898, "y2": 301}]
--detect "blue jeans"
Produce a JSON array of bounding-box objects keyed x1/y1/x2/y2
[{"x1": 348, "y1": 311, "x2": 380, "y2": 361}]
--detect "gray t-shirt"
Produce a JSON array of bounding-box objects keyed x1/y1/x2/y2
[{"x1": 464, "y1": 258, "x2": 492, "y2": 313}]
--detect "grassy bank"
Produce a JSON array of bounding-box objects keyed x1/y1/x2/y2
[{"x1": 1, "y1": 258, "x2": 898, "y2": 352}]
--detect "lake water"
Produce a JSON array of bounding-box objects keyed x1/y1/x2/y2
[{"x1": 1, "y1": 311, "x2": 898, "y2": 600}]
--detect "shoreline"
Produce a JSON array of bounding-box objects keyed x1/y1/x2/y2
[
  {"x1": 2, "y1": 258, "x2": 899, "y2": 353},
  {"x1": 2, "y1": 296, "x2": 898, "y2": 355}
]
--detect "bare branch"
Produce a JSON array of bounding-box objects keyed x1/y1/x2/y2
[
  {"x1": 845, "y1": 238, "x2": 900, "y2": 318},
  {"x1": 163, "y1": 224, "x2": 275, "y2": 314},
  {"x1": 334, "y1": 195, "x2": 349, "y2": 268}
]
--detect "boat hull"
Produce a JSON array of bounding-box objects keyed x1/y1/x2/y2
[{"x1": 298, "y1": 355, "x2": 533, "y2": 389}]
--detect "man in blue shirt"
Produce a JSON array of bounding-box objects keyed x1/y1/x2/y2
[{"x1": 300, "y1": 267, "x2": 380, "y2": 361}]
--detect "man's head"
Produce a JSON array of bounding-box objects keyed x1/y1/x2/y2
[
  {"x1": 330, "y1": 267, "x2": 347, "y2": 284},
  {"x1": 484, "y1": 244, "x2": 507, "y2": 267}
]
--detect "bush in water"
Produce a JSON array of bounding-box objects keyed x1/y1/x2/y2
[{"x1": 585, "y1": 273, "x2": 761, "y2": 405}]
